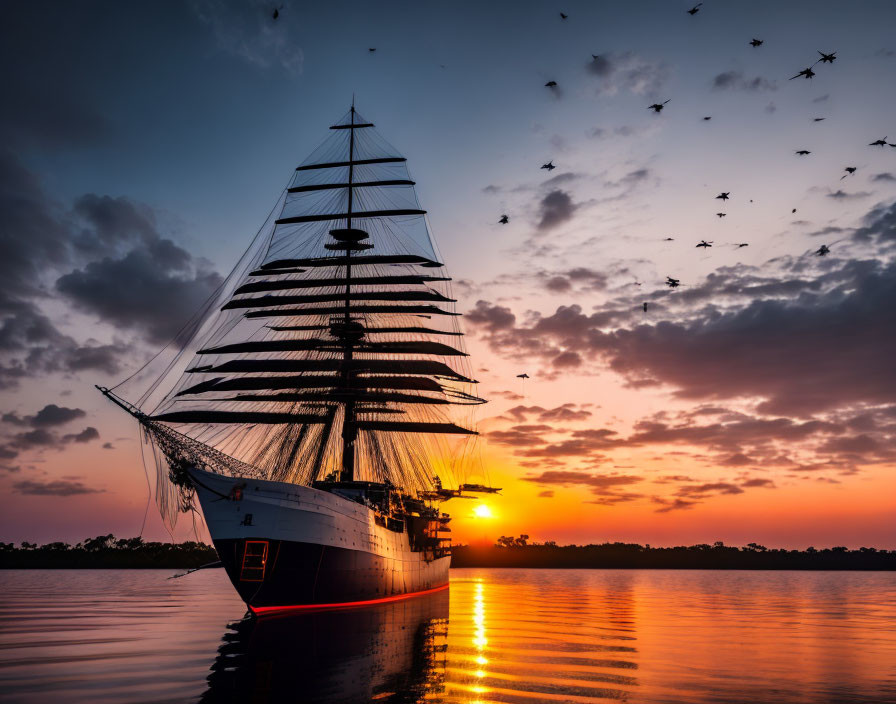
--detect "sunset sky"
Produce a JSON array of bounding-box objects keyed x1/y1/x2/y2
[{"x1": 2, "y1": 1, "x2": 895, "y2": 548}]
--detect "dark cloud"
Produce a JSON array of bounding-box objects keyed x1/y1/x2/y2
[
  {"x1": 466, "y1": 301, "x2": 516, "y2": 333},
  {"x1": 827, "y1": 190, "x2": 872, "y2": 200},
  {"x1": 741, "y1": 478, "x2": 776, "y2": 488},
  {"x1": 585, "y1": 52, "x2": 670, "y2": 96},
  {"x1": 537, "y1": 490, "x2": 555, "y2": 498},
  {"x1": 12, "y1": 478, "x2": 104, "y2": 496},
  {"x1": 712, "y1": 71, "x2": 776, "y2": 91},
  {"x1": 475, "y1": 255, "x2": 896, "y2": 417},
  {"x1": 62, "y1": 427, "x2": 100, "y2": 444},
  {"x1": 653, "y1": 497, "x2": 699, "y2": 513},
  {"x1": 676, "y1": 482, "x2": 744, "y2": 497},
  {"x1": 812, "y1": 94, "x2": 830, "y2": 103},
  {"x1": 537, "y1": 189, "x2": 576, "y2": 230},
  {"x1": 482, "y1": 184, "x2": 501, "y2": 194},
  {"x1": 542, "y1": 267, "x2": 608, "y2": 294},
  {"x1": 31, "y1": 404, "x2": 86, "y2": 427},
  {"x1": 871, "y1": 172, "x2": 895, "y2": 182},
  {"x1": 56, "y1": 241, "x2": 222, "y2": 344}
]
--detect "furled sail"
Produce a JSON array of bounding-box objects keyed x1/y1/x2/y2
[{"x1": 109, "y1": 107, "x2": 484, "y2": 522}]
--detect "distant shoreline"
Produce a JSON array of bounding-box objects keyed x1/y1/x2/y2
[
  {"x1": 3, "y1": 538, "x2": 894, "y2": 570},
  {"x1": 451, "y1": 544, "x2": 896, "y2": 571}
]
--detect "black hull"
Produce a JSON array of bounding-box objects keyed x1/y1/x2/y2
[{"x1": 214, "y1": 537, "x2": 450, "y2": 610}]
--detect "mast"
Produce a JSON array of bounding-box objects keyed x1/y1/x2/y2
[
  {"x1": 136, "y1": 106, "x2": 486, "y2": 492},
  {"x1": 340, "y1": 104, "x2": 357, "y2": 482}
]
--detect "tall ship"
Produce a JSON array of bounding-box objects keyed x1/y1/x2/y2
[{"x1": 99, "y1": 106, "x2": 495, "y2": 611}]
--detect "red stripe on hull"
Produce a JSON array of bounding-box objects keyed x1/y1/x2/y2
[{"x1": 249, "y1": 583, "x2": 449, "y2": 617}]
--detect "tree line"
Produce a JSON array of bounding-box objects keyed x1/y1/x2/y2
[
  {"x1": 452, "y1": 537, "x2": 896, "y2": 570},
  {"x1": 0, "y1": 535, "x2": 218, "y2": 568}
]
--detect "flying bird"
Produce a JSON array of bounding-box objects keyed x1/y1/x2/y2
[
  {"x1": 499, "y1": 214, "x2": 509, "y2": 224},
  {"x1": 795, "y1": 150, "x2": 811, "y2": 156},
  {"x1": 792, "y1": 208, "x2": 797, "y2": 213},
  {"x1": 665, "y1": 276, "x2": 681, "y2": 288},
  {"x1": 663, "y1": 237, "x2": 675, "y2": 241},
  {"x1": 703, "y1": 116, "x2": 712, "y2": 120},
  {"x1": 869, "y1": 137, "x2": 888, "y2": 146},
  {"x1": 541, "y1": 161, "x2": 556, "y2": 171},
  {"x1": 369, "y1": 47, "x2": 376, "y2": 52},
  {"x1": 648, "y1": 100, "x2": 670, "y2": 113},
  {"x1": 841, "y1": 167, "x2": 857, "y2": 180},
  {"x1": 789, "y1": 67, "x2": 816, "y2": 80},
  {"x1": 716, "y1": 212, "x2": 727, "y2": 218},
  {"x1": 750, "y1": 38, "x2": 763, "y2": 47},
  {"x1": 516, "y1": 373, "x2": 530, "y2": 379},
  {"x1": 545, "y1": 80, "x2": 557, "y2": 88},
  {"x1": 642, "y1": 302, "x2": 649, "y2": 313},
  {"x1": 813, "y1": 117, "x2": 826, "y2": 122},
  {"x1": 687, "y1": 3, "x2": 702, "y2": 15},
  {"x1": 272, "y1": 5, "x2": 283, "y2": 20},
  {"x1": 560, "y1": 12, "x2": 568, "y2": 19},
  {"x1": 816, "y1": 51, "x2": 837, "y2": 64},
  {"x1": 815, "y1": 244, "x2": 831, "y2": 256},
  {"x1": 716, "y1": 192, "x2": 730, "y2": 201},
  {"x1": 735, "y1": 243, "x2": 749, "y2": 248},
  {"x1": 696, "y1": 240, "x2": 713, "y2": 248}
]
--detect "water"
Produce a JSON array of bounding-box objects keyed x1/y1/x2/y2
[{"x1": 1, "y1": 569, "x2": 894, "y2": 703}]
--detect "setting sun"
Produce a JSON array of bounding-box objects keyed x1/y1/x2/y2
[{"x1": 473, "y1": 504, "x2": 493, "y2": 519}]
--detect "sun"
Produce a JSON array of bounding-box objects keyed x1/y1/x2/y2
[{"x1": 473, "y1": 504, "x2": 493, "y2": 519}]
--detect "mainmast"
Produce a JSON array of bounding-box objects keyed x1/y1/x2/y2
[
  {"x1": 138, "y1": 106, "x2": 486, "y2": 492},
  {"x1": 340, "y1": 104, "x2": 358, "y2": 482}
]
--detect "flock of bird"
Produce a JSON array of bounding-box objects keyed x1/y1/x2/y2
[{"x1": 490, "y1": 6, "x2": 894, "y2": 319}]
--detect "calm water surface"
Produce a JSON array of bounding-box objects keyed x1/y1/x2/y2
[{"x1": 1, "y1": 568, "x2": 894, "y2": 703}]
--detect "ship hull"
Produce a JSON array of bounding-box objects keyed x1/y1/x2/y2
[{"x1": 188, "y1": 467, "x2": 450, "y2": 610}]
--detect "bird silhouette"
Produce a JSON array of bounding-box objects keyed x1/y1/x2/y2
[
  {"x1": 272, "y1": 4, "x2": 283, "y2": 19},
  {"x1": 735, "y1": 243, "x2": 749, "y2": 248},
  {"x1": 841, "y1": 167, "x2": 857, "y2": 180},
  {"x1": 716, "y1": 192, "x2": 730, "y2": 201},
  {"x1": 815, "y1": 244, "x2": 831, "y2": 256},
  {"x1": 687, "y1": 3, "x2": 702, "y2": 15},
  {"x1": 696, "y1": 240, "x2": 713, "y2": 248},
  {"x1": 703, "y1": 116, "x2": 712, "y2": 120},
  {"x1": 545, "y1": 81, "x2": 557, "y2": 88},
  {"x1": 665, "y1": 276, "x2": 681, "y2": 288},
  {"x1": 560, "y1": 12, "x2": 568, "y2": 19},
  {"x1": 792, "y1": 208, "x2": 797, "y2": 213},
  {"x1": 750, "y1": 38, "x2": 763, "y2": 47},
  {"x1": 716, "y1": 212, "x2": 727, "y2": 218},
  {"x1": 369, "y1": 47, "x2": 376, "y2": 52},
  {"x1": 869, "y1": 137, "x2": 888, "y2": 146},
  {"x1": 816, "y1": 51, "x2": 837, "y2": 64},
  {"x1": 795, "y1": 150, "x2": 811, "y2": 156},
  {"x1": 663, "y1": 237, "x2": 675, "y2": 241},
  {"x1": 642, "y1": 302, "x2": 649, "y2": 313},
  {"x1": 541, "y1": 161, "x2": 556, "y2": 171},
  {"x1": 789, "y1": 67, "x2": 816, "y2": 80},
  {"x1": 499, "y1": 214, "x2": 509, "y2": 224},
  {"x1": 813, "y1": 117, "x2": 826, "y2": 122},
  {"x1": 516, "y1": 373, "x2": 530, "y2": 379},
  {"x1": 648, "y1": 100, "x2": 670, "y2": 113}
]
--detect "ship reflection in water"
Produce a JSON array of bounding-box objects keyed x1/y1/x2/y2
[
  {"x1": 1, "y1": 568, "x2": 895, "y2": 703},
  {"x1": 202, "y1": 588, "x2": 449, "y2": 703}
]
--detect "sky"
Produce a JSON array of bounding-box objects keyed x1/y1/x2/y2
[{"x1": 1, "y1": 0, "x2": 895, "y2": 548}]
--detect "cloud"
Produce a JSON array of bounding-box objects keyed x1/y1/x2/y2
[
  {"x1": 585, "y1": 52, "x2": 670, "y2": 96},
  {"x1": 473, "y1": 254, "x2": 896, "y2": 417},
  {"x1": 812, "y1": 94, "x2": 830, "y2": 103},
  {"x1": 12, "y1": 478, "x2": 104, "y2": 496},
  {"x1": 191, "y1": 0, "x2": 304, "y2": 73},
  {"x1": 537, "y1": 490, "x2": 555, "y2": 498},
  {"x1": 466, "y1": 301, "x2": 516, "y2": 333},
  {"x1": 712, "y1": 71, "x2": 776, "y2": 91},
  {"x1": 827, "y1": 190, "x2": 872, "y2": 200},
  {"x1": 653, "y1": 497, "x2": 699, "y2": 513},
  {"x1": 7, "y1": 404, "x2": 87, "y2": 428},
  {"x1": 61, "y1": 426, "x2": 99, "y2": 444},
  {"x1": 741, "y1": 478, "x2": 776, "y2": 488},
  {"x1": 872, "y1": 173, "x2": 895, "y2": 182},
  {"x1": 537, "y1": 190, "x2": 577, "y2": 230},
  {"x1": 676, "y1": 482, "x2": 744, "y2": 497},
  {"x1": 542, "y1": 267, "x2": 608, "y2": 293}
]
